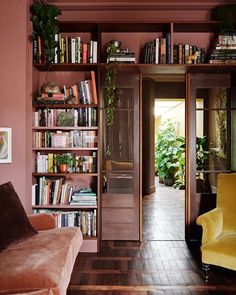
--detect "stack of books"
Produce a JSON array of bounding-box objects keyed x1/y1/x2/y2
[
  {"x1": 70, "y1": 187, "x2": 97, "y2": 206},
  {"x1": 107, "y1": 51, "x2": 136, "y2": 63},
  {"x1": 209, "y1": 34, "x2": 236, "y2": 64}
]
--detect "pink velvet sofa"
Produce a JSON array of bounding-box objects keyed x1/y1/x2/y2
[{"x1": 0, "y1": 213, "x2": 83, "y2": 295}]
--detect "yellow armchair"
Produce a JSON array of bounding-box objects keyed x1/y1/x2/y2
[{"x1": 196, "y1": 173, "x2": 236, "y2": 281}]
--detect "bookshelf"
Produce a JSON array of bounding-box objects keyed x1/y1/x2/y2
[
  {"x1": 31, "y1": 17, "x2": 236, "y2": 247},
  {"x1": 31, "y1": 22, "x2": 100, "y2": 252}
]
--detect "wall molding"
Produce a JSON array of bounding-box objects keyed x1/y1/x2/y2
[{"x1": 47, "y1": 0, "x2": 234, "y2": 11}]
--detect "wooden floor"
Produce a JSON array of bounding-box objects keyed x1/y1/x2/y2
[
  {"x1": 68, "y1": 181, "x2": 236, "y2": 294},
  {"x1": 142, "y1": 180, "x2": 185, "y2": 241}
]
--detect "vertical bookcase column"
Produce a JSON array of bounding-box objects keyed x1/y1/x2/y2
[{"x1": 31, "y1": 19, "x2": 101, "y2": 252}]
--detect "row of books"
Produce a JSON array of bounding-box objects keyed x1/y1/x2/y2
[
  {"x1": 34, "y1": 107, "x2": 97, "y2": 128},
  {"x1": 32, "y1": 177, "x2": 70, "y2": 205},
  {"x1": 209, "y1": 34, "x2": 236, "y2": 64},
  {"x1": 34, "y1": 209, "x2": 97, "y2": 237},
  {"x1": 33, "y1": 34, "x2": 98, "y2": 64},
  {"x1": 34, "y1": 130, "x2": 97, "y2": 149},
  {"x1": 143, "y1": 35, "x2": 205, "y2": 64},
  {"x1": 33, "y1": 178, "x2": 97, "y2": 206},
  {"x1": 173, "y1": 43, "x2": 205, "y2": 64},
  {"x1": 70, "y1": 187, "x2": 97, "y2": 206},
  {"x1": 36, "y1": 71, "x2": 98, "y2": 105},
  {"x1": 36, "y1": 152, "x2": 97, "y2": 174},
  {"x1": 143, "y1": 35, "x2": 171, "y2": 64}
]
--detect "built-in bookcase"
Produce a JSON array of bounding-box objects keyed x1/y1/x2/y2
[
  {"x1": 31, "y1": 18, "x2": 236, "y2": 249},
  {"x1": 31, "y1": 22, "x2": 100, "y2": 252}
]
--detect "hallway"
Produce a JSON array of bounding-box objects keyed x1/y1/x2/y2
[{"x1": 142, "y1": 178, "x2": 185, "y2": 241}]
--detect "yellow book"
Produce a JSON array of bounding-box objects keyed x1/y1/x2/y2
[{"x1": 48, "y1": 153, "x2": 54, "y2": 173}]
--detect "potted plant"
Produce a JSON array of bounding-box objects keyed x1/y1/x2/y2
[
  {"x1": 173, "y1": 136, "x2": 186, "y2": 189},
  {"x1": 155, "y1": 120, "x2": 180, "y2": 186},
  {"x1": 212, "y1": 4, "x2": 236, "y2": 34},
  {"x1": 30, "y1": 3, "x2": 61, "y2": 66},
  {"x1": 55, "y1": 154, "x2": 74, "y2": 173}
]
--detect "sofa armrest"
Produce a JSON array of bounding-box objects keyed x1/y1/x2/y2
[
  {"x1": 28, "y1": 213, "x2": 56, "y2": 231},
  {"x1": 196, "y1": 208, "x2": 223, "y2": 244}
]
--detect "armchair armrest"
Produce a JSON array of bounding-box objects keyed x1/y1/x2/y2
[
  {"x1": 196, "y1": 208, "x2": 223, "y2": 244},
  {"x1": 28, "y1": 213, "x2": 56, "y2": 231}
]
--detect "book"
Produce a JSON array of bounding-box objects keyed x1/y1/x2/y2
[
  {"x1": 90, "y1": 71, "x2": 98, "y2": 104},
  {"x1": 160, "y1": 38, "x2": 166, "y2": 64}
]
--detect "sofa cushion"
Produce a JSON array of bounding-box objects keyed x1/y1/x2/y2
[
  {"x1": 0, "y1": 226, "x2": 83, "y2": 295},
  {"x1": 0, "y1": 181, "x2": 37, "y2": 251}
]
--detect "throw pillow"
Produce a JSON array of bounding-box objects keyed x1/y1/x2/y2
[{"x1": 0, "y1": 181, "x2": 37, "y2": 251}]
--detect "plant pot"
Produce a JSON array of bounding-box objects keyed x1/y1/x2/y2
[
  {"x1": 58, "y1": 164, "x2": 68, "y2": 173},
  {"x1": 164, "y1": 178, "x2": 174, "y2": 186},
  {"x1": 158, "y1": 176, "x2": 164, "y2": 184}
]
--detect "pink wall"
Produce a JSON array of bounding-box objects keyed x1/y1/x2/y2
[{"x1": 0, "y1": 0, "x2": 32, "y2": 213}]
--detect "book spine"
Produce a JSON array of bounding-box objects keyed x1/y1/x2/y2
[{"x1": 90, "y1": 71, "x2": 98, "y2": 104}]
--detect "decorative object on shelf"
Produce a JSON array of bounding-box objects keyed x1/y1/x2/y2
[
  {"x1": 57, "y1": 111, "x2": 74, "y2": 127},
  {"x1": 55, "y1": 153, "x2": 74, "y2": 173},
  {"x1": 185, "y1": 51, "x2": 200, "y2": 64},
  {"x1": 0, "y1": 128, "x2": 12, "y2": 164},
  {"x1": 41, "y1": 81, "x2": 60, "y2": 96},
  {"x1": 30, "y1": 3, "x2": 61, "y2": 65}
]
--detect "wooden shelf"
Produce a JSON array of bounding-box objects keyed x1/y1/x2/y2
[
  {"x1": 100, "y1": 63, "x2": 236, "y2": 75},
  {"x1": 32, "y1": 126, "x2": 98, "y2": 131},
  {"x1": 32, "y1": 205, "x2": 98, "y2": 209},
  {"x1": 32, "y1": 172, "x2": 98, "y2": 177},
  {"x1": 33, "y1": 103, "x2": 99, "y2": 108},
  {"x1": 33, "y1": 63, "x2": 99, "y2": 71},
  {"x1": 32, "y1": 147, "x2": 98, "y2": 151}
]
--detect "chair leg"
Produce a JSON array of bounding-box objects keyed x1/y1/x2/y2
[{"x1": 202, "y1": 263, "x2": 210, "y2": 282}]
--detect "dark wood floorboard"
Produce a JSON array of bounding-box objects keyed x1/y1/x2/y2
[
  {"x1": 67, "y1": 179, "x2": 236, "y2": 294},
  {"x1": 142, "y1": 179, "x2": 185, "y2": 241}
]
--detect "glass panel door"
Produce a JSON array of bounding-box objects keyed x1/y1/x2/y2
[
  {"x1": 101, "y1": 74, "x2": 140, "y2": 240},
  {"x1": 186, "y1": 73, "x2": 234, "y2": 242}
]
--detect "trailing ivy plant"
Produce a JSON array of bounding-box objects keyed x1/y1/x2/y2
[
  {"x1": 30, "y1": 3, "x2": 61, "y2": 66},
  {"x1": 212, "y1": 4, "x2": 236, "y2": 34},
  {"x1": 105, "y1": 40, "x2": 119, "y2": 127},
  {"x1": 104, "y1": 40, "x2": 119, "y2": 158}
]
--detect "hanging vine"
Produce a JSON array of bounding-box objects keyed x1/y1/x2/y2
[{"x1": 104, "y1": 41, "x2": 120, "y2": 158}]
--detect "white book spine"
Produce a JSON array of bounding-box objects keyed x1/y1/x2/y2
[
  {"x1": 92, "y1": 41, "x2": 98, "y2": 63},
  {"x1": 71, "y1": 38, "x2": 76, "y2": 63},
  {"x1": 155, "y1": 38, "x2": 159, "y2": 64},
  {"x1": 54, "y1": 33, "x2": 59, "y2": 63}
]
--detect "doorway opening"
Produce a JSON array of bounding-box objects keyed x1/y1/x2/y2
[{"x1": 142, "y1": 78, "x2": 186, "y2": 241}]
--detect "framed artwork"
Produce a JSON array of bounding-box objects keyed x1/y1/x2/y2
[{"x1": 0, "y1": 128, "x2": 12, "y2": 163}]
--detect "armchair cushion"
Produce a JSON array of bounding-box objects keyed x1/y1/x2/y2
[
  {"x1": 201, "y1": 233, "x2": 236, "y2": 270},
  {"x1": 0, "y1": 182, "x2": 37, "y2": 251},
  {"x1": 197, "y1": 174, "x2": 236, "y2": 275},
  {"x1": 196, "y1": 208, "x2": 223, "y2": 244}
]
